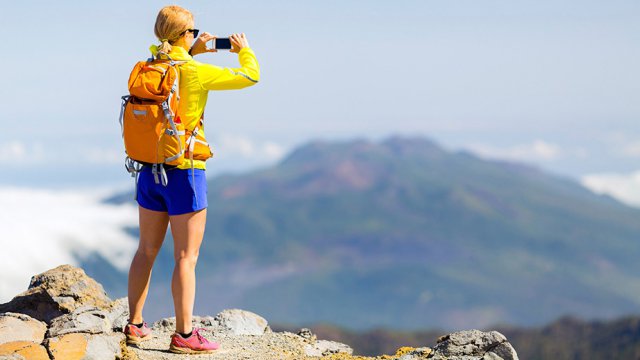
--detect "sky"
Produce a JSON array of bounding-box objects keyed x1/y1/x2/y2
[{"x1": 0, "y1": 0, "x2": 639, "y2": 203}]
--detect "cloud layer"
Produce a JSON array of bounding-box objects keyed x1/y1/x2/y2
[
  {"x1": 582, "y1": 171, "x2": 640, "y2": 208},
  {"x1": 0, "y1": 187, "x2": 138, "y2": 302}
]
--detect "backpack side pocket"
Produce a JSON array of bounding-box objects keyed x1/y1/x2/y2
[
  {"x1": 123, "y1": 101, "x2": 165, "y2": 164},
  {"x1": 160, "y1": 120, "x2": 186, "y2": 166}
]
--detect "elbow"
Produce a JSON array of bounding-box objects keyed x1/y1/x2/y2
[
  {"x1": 234, "y1": 70, "x2": 259, "y2": 84},
  {"x1": 247, "y1": 69, "x2": 260, "y2": 84}
]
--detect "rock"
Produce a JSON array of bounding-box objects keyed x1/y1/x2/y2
[
  {"x1": 151, "y1": 315, "x2": 222, "y2": 334},
  {"x1": 84, "y1": 333, "x2": 125, "y2": 360},
  {"x1": 483, "y1": 352, "x2": 506, "y2": 360},
  {"x1": 0, "y1": 265, "x2": 523, "y2": 360},
  {"x1": 0, "y1": 341, "x2": 49, "y2": 360},
  {"x1": 430, "y1": 329, "x2": 519, "y2": 360},
  {"x1": 152, "y1": 316, "x2": 176, "y2": 332},
  {"x1": 45, "y1": 332, "x2": 124, "y2": 360},
  {"x1": 105, "y1": 297, "x2": 129, "y2": 332},
  {"x1": 45, "y1": 333, "x2": 88, "y2": 360},
  {"x1": 297, "y1": 328, "x2": 317, "y2": 343},
  {"x1": 304, "y1": 339, "x2": 353, "y2": 357},
  {"x1": 47, "y1": 307, "x2": 111, "y2": 337},
  {"x1": 0, "y1": 265, "x2": 112, "y2": 324},
  {"x1": 396, "y1": 347, "x2": 432, "y2": 360},
  {"x1": 485, "y1": 342, "x2": 520, "y2": 360},
  {"x1": 214, "y1": 309, "x2": 270, "y2": 336},
  {"x1": 0, "y1": 313, "x2": 47, "y2": 345}
]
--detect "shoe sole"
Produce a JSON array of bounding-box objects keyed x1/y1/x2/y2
[
  {"x1": 169, "y1": 344, "x2": 217, "y2": 354},
  {"x1": 126, "y1": 334, "x2": 152, "y2": 345}
]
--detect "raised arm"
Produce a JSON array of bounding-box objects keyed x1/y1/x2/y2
[{"x1": 196, "y1": 33, "x2": 260, "y2": 90}]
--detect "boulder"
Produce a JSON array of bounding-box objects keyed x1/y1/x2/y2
[
  {"x1": 0, "y1": 341, "x2": 49, "y2": 360},
  {"x1": 84, "y1": 333, "x2": 125, "y2": 360},
  {"x1": 105, "y1": 297, "x2": 129, "y2": 332},
  {"x1": 45, "y1": 332, "x2": 124, "y2": 360},
  {"x1": 0, "y1": 265, "x2": 523, "y2": 360},
  {"x1": 45, "y1": 333, "x2": 89, "y2": 360},
  {"x1": 304, "y1": 339, "x2": 353, "y2": 357},
  {"x1": 430, "y1": 329, "x2": 519, "y2": 360},
  {"x1": 393, "y1": 346, "x2": 433, "y2": 360},
  {"x1": 214, "y1": 309, "x2": 270, "y2": 336},
  {"x1": 0, "y1": 265, "x2": 112, "y2": 324},
  {"x1": 0, "y1": 312, "x2": 47, "y2": 345},
  {"x1": 47, "y1": 306, "x2": 111, "y2": 337},
  {"x1": 297, "y1": 328, "x2": 317, "y2": 342}
]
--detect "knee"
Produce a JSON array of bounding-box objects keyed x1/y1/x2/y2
[
  {"x1": 137, "y1": 245, "x2": 162, "y2": 260},
  {"x1": 174, "y1": 251, "x2": 199, "y2": 268}
]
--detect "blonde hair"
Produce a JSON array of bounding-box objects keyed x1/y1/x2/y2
[{"x1": 154, "y1": 5, "x2": 194, "y2": 54}]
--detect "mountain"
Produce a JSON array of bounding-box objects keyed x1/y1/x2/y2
[{"x1": 98, "y1": 135, "x2": 640, "y2": 330}]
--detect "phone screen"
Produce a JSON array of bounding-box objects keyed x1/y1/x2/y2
[{"x1": 213, "y1": 38, "x2": 232, "y2": 50}]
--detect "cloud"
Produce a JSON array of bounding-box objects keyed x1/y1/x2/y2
[
  {"x1": 0, "y1": 141, "x2": 45, "y2": 164},
  {"x1": 0, "y1": 187, "x2": 138, "y2": 302},
  {"x1": 581, "y1": 171, "x2": 640, "y2": 208},
  {"x1": 0, "y1": 141, "x2": 25, "y2": 158},
  {"x1": 0, "y1": 141, "x2": 124, "y2": 166},
  {"x1": 622, "y1": 142, "x2": 640, "y2": 158},
  {"x1": 598, "y1": 133, "x2": 640, "y2": 159},
  {"x1": 263, "y1": 141, "x2": 287, "y2": 159},
  {"x1": 465, "y1": 140, "x2": 562, "y2": 162},
  {"x1": 215, "y1": 133, "x2": 287, "y2": 162},
  {"x1": 81, "y1": 147, "x2": 124, "y2": 164}
]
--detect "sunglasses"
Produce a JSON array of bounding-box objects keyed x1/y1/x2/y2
[{"x1": 182, "y1": 28, "x2": 200, "y2": 38}]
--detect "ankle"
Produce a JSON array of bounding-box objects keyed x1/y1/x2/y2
[{"x1": 128, "y1": 318, "x2": 144, "y2": 327}]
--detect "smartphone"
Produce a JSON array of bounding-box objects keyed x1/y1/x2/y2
[{"x1": 210, "y1": 38, "x2": 232, "y2": 50}]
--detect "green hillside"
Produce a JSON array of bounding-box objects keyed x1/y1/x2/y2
[{"x1": 102, "y1": 135, "x2": 640, "y2": 330}]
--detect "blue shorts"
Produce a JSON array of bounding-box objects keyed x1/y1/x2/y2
[{"x1": 136, "y1": 166, "x2": 208, "y2": 216}]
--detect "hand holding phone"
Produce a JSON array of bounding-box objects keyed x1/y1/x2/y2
[
  {"x1": 229, "y1": 33, "x2": 250, "y2": 53},
  {"x1": 189, "y1": 31, "x2": 217, "y2": 56},
  {"x1": 210, "y1": 37, "x2": 232, "y2": 50}
]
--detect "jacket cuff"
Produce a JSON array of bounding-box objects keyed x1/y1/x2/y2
[{"x1": 239, "y1": 47, "x2": 253, "y2": 55}]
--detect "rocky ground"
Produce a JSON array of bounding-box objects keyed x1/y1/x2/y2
[{"x1": 0, "y1": 265, "x2": 519, "y2": 360}]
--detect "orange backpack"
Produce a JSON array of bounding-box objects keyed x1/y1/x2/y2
[{"x1": 119, "y1": 53, "x2": 212, "y2": 185}]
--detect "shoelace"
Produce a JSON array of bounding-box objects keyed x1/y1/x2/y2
[{"x1": 193, "y1": 327, "x2": 205, "y2": 344}]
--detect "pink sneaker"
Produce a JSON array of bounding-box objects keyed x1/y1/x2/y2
[
  {"x1": 169, "y1": 327, "x2": 220, "y2": 354},
  {"x1": 124, "y1": 321, "x2": 152, "y2": 344}
]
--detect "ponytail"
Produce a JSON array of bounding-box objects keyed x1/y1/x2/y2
[{"x1": 157, "y1": 38, "x2": 172, "y2": 55}]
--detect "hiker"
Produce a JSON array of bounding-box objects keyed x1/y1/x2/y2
[{"x1": 122, "y1": 5, "x2": 260, "y2": 354}]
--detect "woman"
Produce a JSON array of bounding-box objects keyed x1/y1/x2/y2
[{"x1": 123, "y1": 5, "x2": 259, "y2": 354}]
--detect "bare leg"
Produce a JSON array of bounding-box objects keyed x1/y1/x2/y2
[
  {"x1": 170, "y1": 208, "x2": 207, "y2": 334},
  {"x1": 128, "y1": 206, "x2": 169, "y2": 324}
]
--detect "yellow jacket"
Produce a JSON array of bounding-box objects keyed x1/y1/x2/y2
[{"x1": 151, "y1": 45, "x2": 260, "y2": 170}]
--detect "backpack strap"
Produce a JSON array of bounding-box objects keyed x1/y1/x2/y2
[
  {"x1": 119, "y1": 96, "x2": 130, "y2": 137},
  {"x1": 151, "y1": 164, "x2": 168, "y2": 186},
  {"x1": 185, "y1": 115, "x2": 206, "y2": 209},
  {"x1": 161, "y1": 63, "x2": 188, "y2": 166},
  {"x1": 124, "y1": 157, "x2": 144, "y2": 200}
]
